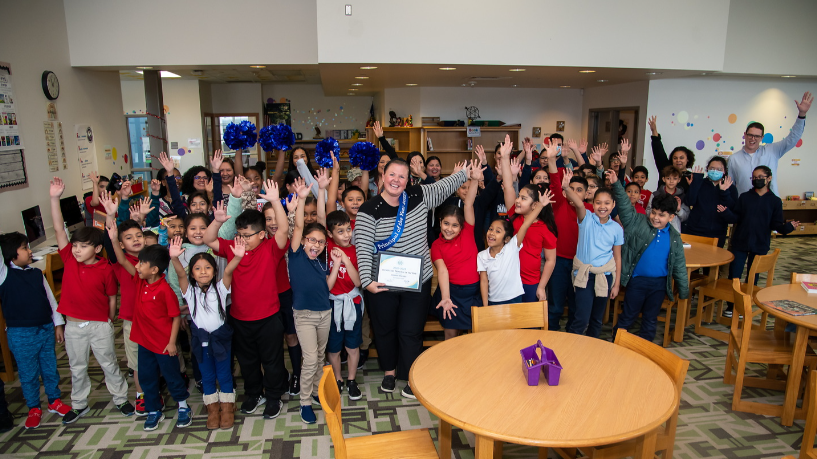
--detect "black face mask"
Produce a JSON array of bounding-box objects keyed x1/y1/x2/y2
[{"x1": 752, "y1": 178, "x2": 767, "y2": 189}]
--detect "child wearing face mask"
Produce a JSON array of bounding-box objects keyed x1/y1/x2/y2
[
  {"x1": 683, "y1": 157, "x2": 739, "y2": 246},
  {"x1": 646, "y1": 166, "x2": 689, "y2": 233}
]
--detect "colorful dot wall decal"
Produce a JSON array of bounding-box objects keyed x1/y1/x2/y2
[
  {"x1": 178, "y1": 148, "x2": 186, "y2": 156},
  {"x1": 112, "y1": 148, "x2": 118, "y2": 160},
  {"x1": 713, "y1": 133, "x2": 721, "y2": 141},
  {"x1": 124, "y1": 154, "x2": 129, "y2": 164},
  {"x1": 696, "y1": 140, "x2": 705, "y2": 150},
  {"x1": 762, "y1": 133, "x2": 774, "y2": 143},
  {"x1": 728, "y1": 114, "x2": 737, "y2": 124},
  {"x1": 796, "y1": 139, "x2": 803, "y2": 148},
  {"x1": 677, "y1": 111, "x2": 689, "y2": 125}
]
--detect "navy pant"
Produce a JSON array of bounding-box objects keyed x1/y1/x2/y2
[
  {"x1": 200, "y1": 345, "x2": 234, "y2": 395},
  {"x1": 569, "y1": 273, "x2": 612, "y2": 338},
  {"x1": 614, "y1": 276, "x2": 667, "y2": 342},
  {"x1": 138, "y1": 345, "x2": 189, "y2": 412},
  {"x1": 547, "y1": 256, "x2": 576, "y2": 331},
  {"x1": 521, "y1": 283, "x2": 539, "y2": 303},
  {"x1": 187, "y1": 320, "x2": 202, "y2": 383},
  {"x1": 0, "y1": 378, "x2": 7, "y2": 416},
  {"x1": 729, "y1": 250, "x2": 762, "y2": 285}
]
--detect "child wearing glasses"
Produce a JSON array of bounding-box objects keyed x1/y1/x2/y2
[
  {"x1": 288, "y1": 180, "x2": 333, "y2": 424},
  {"x1": 203, "y1": 179, "x2": 290, "y2": 420}
]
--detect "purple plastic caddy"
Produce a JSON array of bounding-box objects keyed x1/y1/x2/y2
[{"x1": 520, "y1": 340, "x2": 563, "y2": 386}]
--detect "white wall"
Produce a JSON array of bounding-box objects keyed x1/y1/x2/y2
[
  {"x1": 1, "y1": 0, "x2": 128, "y2": 235},
  {"x1": 645, "y1": 77, "x2": 816, "y2": 197},
  {"x1": 65, "y1": 0, "x2": 318, "y2": 67},
  {"x1": 261, "y1": 84, "x2": 372, "y2": 137},
  {"x1": 317, "y1": 0, "x2": 730, "y2": 71},
  {"x1": 581, "y1": 81, "x2": 650, "y2": 163}
]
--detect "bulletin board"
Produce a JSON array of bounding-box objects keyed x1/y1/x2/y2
[{"x1": 0, "y1": 62, "x2": 28, "y2": 192}]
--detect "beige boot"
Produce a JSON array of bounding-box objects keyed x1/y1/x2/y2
[
  {"x1": 218, "y1": 391, "x2": 235, "y2": 429},
  {"x1": 203, "y1": 392, "x2": 220, "y2": 430}
]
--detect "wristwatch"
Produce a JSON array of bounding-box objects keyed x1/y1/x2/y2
[{"x1": 799, "y1": 115, "x2": 807, "y2": 119}]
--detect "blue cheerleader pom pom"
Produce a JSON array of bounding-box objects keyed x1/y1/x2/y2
[
  {"x1": 314, "y1": 137, "x2": 340, "y2": 168},
  {"x1": 348, "y1": 141, "x2": 380, "y2": 171},
  {"x1": 259, "y1": 123, "x2": 295, "y2": 152},
  {"x1": 223, "y1": 120, "x2": 257, "y2": 151}
]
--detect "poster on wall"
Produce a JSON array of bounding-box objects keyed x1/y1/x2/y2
[
  {"x1": 58, "y1": 122, "x2": 67, "y2": 169},
  {"x1": 44, "y1": 121, "x2": 59, "y2": 172},
  {"x1": 0, "y1": 62, "x2": 28, "y2": 191},
  {"x1": 75, "y1": 124, "x2": 98, "y2": 191}
]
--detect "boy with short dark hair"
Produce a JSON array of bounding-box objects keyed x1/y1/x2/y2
[
  {"x1": 107, "y1": 230, "x2": 191, "y2": 431},
  {"x1": 49, "y1": 177, "x2": 133, "y2": 425},
  {"x1": 609, "y1": 170, "x2": 688, "y2": 342},
  {"x1": 646, "y1": 166, "x2": 688, "y2": 233},
  {"x1": 631, "y1": 166, "x2": 651, "y2": 208},
  {"x1": 325, "y1": 211, "x2": 363, "y2": 401},
  {"x1": 624, "y1": 182, "x2": 647, "y2": 215},
  {"x1": 0, "y1": 232, "x2": 70, "y2": 429}
]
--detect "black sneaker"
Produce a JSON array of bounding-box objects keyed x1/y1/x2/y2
[
  {"x1": 401, "y1": 384, "x2": 416, "y2": 399},
  {"x1": 357, "y1": 349, "x2": 369, "y2": 370},
  {"x1": 62, "y1": 406, "x2": 90, "y2": 425},
  {"x1": 240, "y1": 395, "x2": 266, "y2": 414},
  {"x1": 337, "y1": 379, "x2": 344, "y2": 394},
  {"x1": 381, "y1": 375, "x2": 396, "y2": 393},
  {"x1": 263, "y1": 400, "x2": 283, "y2": 419},
  {"x1": 117, "y1": 401, "x2": 135, "y2": 417},
  {"x1": 724, "y1": 304, "x2": 734, "y2": 318},
  {"x1": 194, "y1": 380, "x2": 203, "y2": 394},
  {"x1": 347, "y1": 379, "x2": 362, "y2": 401},
  {"x1": 0, "y1": 411, "x2": 14, "y2": 432},
  {"x1": 289, "y1": 375, "x2": 300, "y2": 396},
  {"x1": 128, "y1": 369, "x2": 134, "y2": 378}
]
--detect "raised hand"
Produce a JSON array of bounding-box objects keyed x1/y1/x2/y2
[
  {"x1": 619, "y1": 138, "x2": 631, "y2": 154},
  {"x1": 436, "y1": 298, "x2": 458, "y2": 320},
  {"x1": 285, "y1": 195, "x2": 298, "y2": 213},
  {"x1": 332, "y1": 154, "x2": 340, "y2": 171},
  {"x1": 231, "y1": 236, "x2": 247, "y2": 258},
  {"x1": 598, "y1": 142, "x2": 609, "y2": 155},
  {"x1": 538, "y1": 189, "x2": 555, "y2": 207},
  {"x1": 168, "y1": 236, "x2": 185, "y2": 258},
  {"x1": 258, "y1": 179, "x2": 280, "y2": 202},
  {"x1": 499, "y1": 134, "x2": 514, "y2": 157},
  {"x1": 158, "y1": 151, "x2": 175, "y2": 173},
  {"x1": 49, "y1": 177, "x2": 65, "y2": 198},
  {"x1": 150, "y1": 179, "x2": 161, "y2": 195},
  {"x1": 605, "y1": 169, "x2": 618, "y2": 185},
  {"x1": 589, "y1": 146, "x2": 602, "y2": 165},
  {"x1": 90, "y1": 171, "x2": 100, "y2": 184},
  {"x1": 509, "y1": 155, "x2": 522, "y2": 178},
  {"x1": 239, "y1": 175, "x2": 252, "y2": 192},
  {"x1": 796, "y1": 91, "x2": 813, "y2": 116},
  {"x1": 410, "y1": 156, "x2": 425, "y2": 177},
  {"x1": 105, "y1": 219, "x2": 118, "y2": 241},
  {"x1": 205, "y1": 178, "x2": 213, "y2": 194},
  {"x1": 315, "y1": 168, "x2": 330, "y2": 190},
  {"x1": 523, "y1": 137, "x2": 533, "y2": 159},
  {"x1": 230, "y1": 176, "x2": 244, "y2": 198},
  {"x1": 566, "y1": 138, "x2": 578, "y2": 152},
  {"x1": 618, "y1": 152, "x2": 628, "y2": 168},
  {"x1": 544, "y1": 140, "x2": 559, "y2": 159},
  {"x1": 452, "y1": 160, "x2": 467, "y2": 176},
  {"x1": 293, "y1": 177, "x2": 310, "y2": 199},
  {"x1": 210, "y1": 149, "x2": 224, "y2": 171},
  {"x1": 474, "y1": 145, "x2": 487, "y2": 165},
  {"x1": 578, "y1": 139, "x2": 588, "y2": 154},
  {"x1": 213, "y1": 201, "x2": 230, "y2": 223},
  {"x1": 119, "y1": 180, "x2": 132, "y2": 198},
  {"x1": 648, "y1": 116, "x2": 658, "y2": 136},
  {"x1": 138, "y1": 196, "x2": 154, "y2": 217},
  {"x1": 99, "y1": 191, "x2": 118, "y2": 215},
  {"x1": 469, "y1": 159, "x2": 484, "y2": 181},
  {"x1": 720, "y1": 176, "x2": 733, "y2": 190},
  {"x1": 372, "y1": 120, "x2": 384, "y2": 138},
  {"x1": 561, "y1": 167, "x2": 574, "y2": 189}
]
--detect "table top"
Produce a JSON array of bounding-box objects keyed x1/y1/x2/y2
[
  {"x1": 409, "y1": 330, "x2": 677, "y2": 448},
  {"x1": 684, "y1": 242, "x2": 734, "y2": 269},
  {"x1": 755, "y1": 283, "x2": 817, "y2": 331}
]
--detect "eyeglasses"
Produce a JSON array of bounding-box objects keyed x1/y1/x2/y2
[
  {"x1": 304, "y1": 237, "x2": 326, "y2": 247},
  {"x1": 745, "y1": 134, "x2": 763, "y2": 140},
  {"x1": 236, "y1": 230, "x2": 263, "y2": 239},
  {"x1": 194, "y1": 176, "x2": 209, "y2": 181}
]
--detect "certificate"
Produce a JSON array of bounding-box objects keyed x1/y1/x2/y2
[{"x1": 375, "y1": 251, "x2": 424, "y2": 292}]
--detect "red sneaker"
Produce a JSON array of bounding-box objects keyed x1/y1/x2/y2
[
  {"x1": 25, "y1": 408, "x2": 42, "y2": 429},
  {"x1": 135, "y1": 394, "x2": 163, "y2": 417},
  {"x1": 47, "y1": 399, "x2": 71, "y2": 416}
]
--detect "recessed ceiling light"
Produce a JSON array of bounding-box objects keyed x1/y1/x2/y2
[
  {"x1": 136, "y1": 66, "x2": 153, "y2": 70},
  {"x1": 597, "y1": 79, "x2": 609, "y2": 83},
  {"x1": 512, "y1": 85, "x2": 518, "y2": 87},
  {"x1": 439, "y1": 67, "x2": 457, "y2": 71},
  {"x1": 360, "y1": 66, "x2": 378, "y2": 70},
  {"x1": 348, "y1": 88, "x2": 358, "y2": 91},
  {"x1": 579, "y1": 70, "x2": 596, "y2": 73},
  {"x1": 782, "y1": 75, "x2": 796, "y2": 78},
  {"x1": 355, "y1": 76, "x2": 369, "y2": 79},
  {"x1": 509, "y1": 68, "x2": 525, "y2": 72},
  {"x1": 645, "y1": 72, "x2": 662, "y2": 75},
  {"x1": 701, "y1": 73, "x2": 708, "y2": 75},
  {"x1": 559, "y1": 85, "x2": 571, "y2": 88},
  {"x1": 135, "y1": 70, "x2": 181, "y2": 78},
  {"x1": 351, "y1": 83, "x2": 363, "y2": 86},
  {"x1": 347, "y1": 93, "x2": 355, "y2": 95},
  {"x1": 406, "y1": 83, "x2": 418, "y2": 86},
  {"x1": 250, "y1": 65, "x2": 266, "y2": 69}
]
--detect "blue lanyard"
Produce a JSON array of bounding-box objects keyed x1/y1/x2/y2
[{"x1": 374, "y1": 191, "x2": 407, "y2": 253}]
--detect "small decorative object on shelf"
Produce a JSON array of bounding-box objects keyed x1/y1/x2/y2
[
  {"x1": 314, "y1": 137, "x2": 340, "y2": 167},
  {"x1": 407, "y1": 115, "x2": 413, "y2": 127},
  {"x1": 259, "y1": 123, "x2": 295, "y2": 152},
  {"x1": 465, "y1": 106, "x2": 480, "y2": 125},
  {"x1": 223, "y1": 120, "x2": 257, "y2": 151},
  {"x1": 389, "y1": 111, "x2": 400, "y2": 127},
  {"x1": 313, "y1": 125, "x2": 323, "y2": 139},
  {"x1": 520, "y1": 340, "x2": 562, "y2": 386}
]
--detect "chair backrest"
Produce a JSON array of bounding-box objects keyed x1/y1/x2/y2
[
  {"x1": 801, "y1": 371, "x2": 817, "y2": 459},
  {"x1": 471, "y1": 301, "x2": 548, "y2": 333},
  {"x1": 319, "y1": 365, "x2": 347, "y2": 459},
  {"x1": 44, "y1": 251, "x2": 64, "y2": 297},
  {"x1": 680, "y1": 234, "x2": 717, "y2": 246},
  {"x1": 745, "y1": 248, "x2": 780, "y2": 294},
  {"x1": 731, "y1": 278, "x2": 756, "y2": 346},
  {"x1": 792, "y1": 273, "x2": 817, "y2": 284}
]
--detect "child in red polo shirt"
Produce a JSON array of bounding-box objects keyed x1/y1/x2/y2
[
  {"x1": 107, "y1": 227, "x2": 191, "y2": 432},
  {"x1": 49, "y1": 178, "x2": 132, "y2": 425},
  {"x1": 204, "y1": 178, "x2": 290, "y2": 420}
]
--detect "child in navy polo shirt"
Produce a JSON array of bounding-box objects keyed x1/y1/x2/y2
[
  {"x1": 107, "y1": 228, "x2": 191, "y2": 431},
  {"x1": 0, "y1": 232, "x2": 70, "y2": 429},
  {"x1": 49, "y1": 177, "x2": 132, "y2": 425}
]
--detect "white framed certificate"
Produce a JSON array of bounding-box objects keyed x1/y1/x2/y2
[{"x1": 374, "y1": 251, "x2": 424, "y2": 292}]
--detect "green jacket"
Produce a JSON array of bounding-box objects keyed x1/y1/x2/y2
[{"x1": 612, "y1": 181, "x2": 689, "y2": 301}]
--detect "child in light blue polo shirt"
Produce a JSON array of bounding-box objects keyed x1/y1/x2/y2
[{"x1": 560, "y1": 170, "x2": 623, "y2": 338}]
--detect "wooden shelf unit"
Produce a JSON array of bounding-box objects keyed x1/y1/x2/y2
[
  {"x1": 782, "y1": 199, "x2": 817, "y2": 236},
  {"x1": 365, "y1": 127, "x2": 424, "y2": 155}
]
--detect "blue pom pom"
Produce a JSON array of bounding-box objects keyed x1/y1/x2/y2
[
  {"x1": 314, "y1": 137, "x2": 340, "y2": 168},
  {"x1": 348, "y1": 141, "x2": 380, "y2": 171},
  {"x1": 259, "y1": 123, "x2": 295, "y2": 152},
  {"x1": 223, "y1": 121, "x2": 257, "y2": 151}
]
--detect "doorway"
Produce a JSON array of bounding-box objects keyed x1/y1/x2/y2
[
  {"x1": 204, "y1": 113, "x2": 261, "y2": 169},
  {"x1": 125, "y1": 115, "x2": 152, "y2": 182},
  {"x1": 589, "y1": 107, "x2": 639, "y2": 175}
]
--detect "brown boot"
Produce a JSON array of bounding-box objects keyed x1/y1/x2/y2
[
  {"x1": 204, "y1": 393, "x2": 220, "y2": 430},
  {"x1": 219, "y1": 391, "x2": 235, "y2": 429}
]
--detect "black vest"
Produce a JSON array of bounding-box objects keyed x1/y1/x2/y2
[{"x1": 0, "y1": 264, "x2": 53, "y2": 327}]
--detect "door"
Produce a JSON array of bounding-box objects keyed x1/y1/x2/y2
[
  {"x1": 589, "y1": 107, "x2": 639, "y2": 175},
  {"x1": 205, "y1": 113, "x2": 261, "y2": 169},
  {"x1": 126, "y1": 115, "x2": 152, "y2": 181}
]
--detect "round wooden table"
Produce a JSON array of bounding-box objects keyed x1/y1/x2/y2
[
  {"x1": 680, "y1": 242, "x2": 734, "y2": 342},
  {"x1": 755, "y1": 284, "x2": 817, "y2": 426},
  {"x1": 409, "y1": 330, "x2": 678, "y2": 459}
]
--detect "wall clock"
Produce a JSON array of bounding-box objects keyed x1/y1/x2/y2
[{"x1": 42, "y1": 70, "x2": 59, "y2": 100}]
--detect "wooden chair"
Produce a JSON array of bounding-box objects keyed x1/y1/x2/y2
[
  {"x1": 44, "y1": 251, "x2": 64, "y2": 302},
  {"x1": 565, "y1": 330, "x2": 690, "y2": 459},
  {"x1": 696, "y1": 248, "x2": 780, "y2": 341},
  {"x1": 318, "y1": 365, "x2": 438, "y2": 459},
  {"x1": 471, "y1": 301, "x2": 548, "y2": 333},
  {"x1": 422, "y1": 316, "x2": 444, "y2": 347},
  {"x1": 783, "y1": 371, "x2": 817, "y2": 459},
  {"x1": 724, "y1": 279, "x2": 817, "y2": 417}
]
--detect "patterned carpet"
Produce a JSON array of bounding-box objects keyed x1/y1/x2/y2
[{"x1": 0, "y1": 236, "x2": 815, "y2": 459}]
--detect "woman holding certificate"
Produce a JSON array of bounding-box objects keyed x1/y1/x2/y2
[{"x1": 356, "y1": 157, "x2": 470, "y2": 399}]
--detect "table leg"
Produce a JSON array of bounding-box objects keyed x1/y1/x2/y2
[
  {"x1": 475, "y1": 435, "x2": 495, "y2": 459},
  {"x1": 634, "y1": 430, "x2": 658, "y2": 459},
  {"x1": 674, "y1": 297, "x2": 688, "y2": 342},
  {"x1": 782, "y1": 326, "x2": 809, "y2": 426},
  {"x1": 438, "y1": 419, "x2": 451, "y2": 459}
]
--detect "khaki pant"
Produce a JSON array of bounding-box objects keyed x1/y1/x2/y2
[
  {"x1": 122, "y1": 320, "x2": 138, "y2": 371},
  {"x1": 65, "y1": 320, "x2": 129, "y2": 409},
  {"x1": 293, "y1": 309, "x2": 331, "y2": 406}
]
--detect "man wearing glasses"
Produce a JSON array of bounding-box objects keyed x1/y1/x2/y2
[{"x1": 728, "y1": 91, "x2": 812, "y2": 194}]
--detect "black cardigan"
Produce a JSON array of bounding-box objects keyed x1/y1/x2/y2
[{"x1": 719, "y1": 189, "x2": 795, "y2": 254}]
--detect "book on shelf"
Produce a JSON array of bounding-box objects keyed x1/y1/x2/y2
[
  {"x1": 803, "y1": 282, "x2": 817, "y2": 294},
  {"x1": 762, "y1": 299, "x2": 817, "y2": 316}
]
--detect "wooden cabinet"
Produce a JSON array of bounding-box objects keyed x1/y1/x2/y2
[{"x1": 781, "y1": 200, "x2": 817, "y2": 236}]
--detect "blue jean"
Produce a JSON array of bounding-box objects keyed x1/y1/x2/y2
[
  {"x1": 547, "y1": 256, "x2": 576, "y2": 331},
  {"x1": 199, "y1": 344, "x2": 234, "y2": 395},
  {"x1": 6, "y1": 323, "x2": 61, "y2": 408},
  {"x1": 569, "y1": 273, "x2": 612, "y2": 338},
  {"x1": 614, "y1": 276, "x2": 667, "y2": 342},
  {"x1": 138, "y1": 345, "x2": 189, "y2": 412}
]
